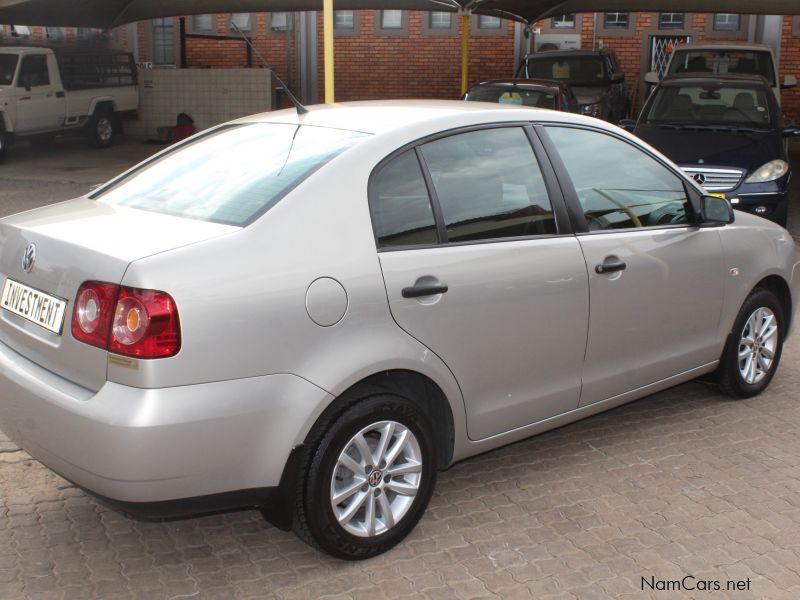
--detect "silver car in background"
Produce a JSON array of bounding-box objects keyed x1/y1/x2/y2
[{"x1": 0, "y1": 101, "x2": 798, "y2": 559}]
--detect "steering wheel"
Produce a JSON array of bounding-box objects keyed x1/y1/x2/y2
[{"x1": 592, "y1": 188, "x2": 643, "y2": 228}]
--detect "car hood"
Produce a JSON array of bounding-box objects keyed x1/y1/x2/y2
[
  {"x1": 570, "y1": 86, "x2": 609, "y2": 105},
  {"x1": 634, "y1": 125, "x2": 784, "y2": 173}
]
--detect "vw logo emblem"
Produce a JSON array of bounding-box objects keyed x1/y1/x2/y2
[
  {"x1": 21, "y1": 243, "x2": 36, "y2": 273},
  {"x1": 368, "y1": 470, "x2": 383, "y2": 487},
  {"x1": 692, "y1": 173, "x2": 707, "y2": 185}
]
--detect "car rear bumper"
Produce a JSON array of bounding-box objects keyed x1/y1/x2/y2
[{"x1": 0, "y1": 338, "x2": 333, "y2": 504}]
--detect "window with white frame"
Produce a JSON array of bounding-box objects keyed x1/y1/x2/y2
[
  {"x1": 604, "y1": 12, "x2": 629, "y2": 29},
  {"x1": 230, "y1": 13, "x2": 253, "y2": 32},
  {"x1": 335, "y1": 10, "x2": 355, "y2": 29},
  {"x1": 478, "y1": 15, "x2": 502, "y2": 29},
  {"x1": 713, "y1": 14, "x2": 740, "y2": 31},
  {"x1": 270, "y1": 12, "x2": 289, "y2": 32},
  {"x1": 430, "y1": 12, "x2": 452, "y2": 29},
  {"x1": 11, "y1": 25, "x2": 32, "y2": 37},
  {"x1": 192, "y1": 15, "x2": 214, "y2": 33},
  {"x1": 551, "y1": 14, "x2": 576, "y2": 29},
  {"x1": 659, "y1": 13, "x2": 685, "y2": 29},
  {"x1": 152, "y1": 18, "x2": 175, "y2": 65},
  {"x1": 380, "y1": 10, "x2": 403, "y2": 29}
]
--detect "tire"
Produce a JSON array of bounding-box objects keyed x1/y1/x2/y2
[
  {"x1": 86, "y1": 110, "x2": 115, "y2": 148},
  {"x1": 292, "y1": 390, "x2": 437, "y2": 560},
  {"x1": 717, "y1": 288, "x2": 785, "y2": 398},
  {"x1": 0, "y1": 129, "x2": 7, "y2": 162}
]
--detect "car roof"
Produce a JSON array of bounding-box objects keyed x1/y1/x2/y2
[
  {"x1": 238, "y1": 100, "x2": 598, "y2": 136},
  {"x1": 468, "y1": 79, "x2": 566, "y2": 91},
  {"x1": 523, "y1": 49, "x2": 611, "y2": 59},
  {"x1": 672, "y1": 42, "x2": 773, "y2": 52},
  {"x1": 660, "y1": 73, "x2": 771, "y2": 88}
]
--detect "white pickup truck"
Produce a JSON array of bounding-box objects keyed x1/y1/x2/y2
[{"x1": 0, "y1": 47, "x2": 138, "y2": 160}]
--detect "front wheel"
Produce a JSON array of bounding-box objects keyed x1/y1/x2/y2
[
  {"x1": 292, "y1": 392, "x2": 437, "y2": 559},
  {"x1": 718, "y1": 289, "x2": 784, "y2": 398}
]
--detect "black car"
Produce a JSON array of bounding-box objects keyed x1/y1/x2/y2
[
  {"x1": 515, "y1": 49, "x2": 627, "y2": 121},
  {"x1": 624, "y1": 74, "x2": 798, "y2": 225},
  {"x1": 463, "y1": 78, "x2": 580, "y2": 113}
]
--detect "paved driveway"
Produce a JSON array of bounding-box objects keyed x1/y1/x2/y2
[{"x1": 1, "y1": 141, "x2": 800, "y2": 599}]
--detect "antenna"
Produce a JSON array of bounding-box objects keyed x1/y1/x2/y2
[{"x1": 230, "y1": 20, "x2": 309, "y2": 115}]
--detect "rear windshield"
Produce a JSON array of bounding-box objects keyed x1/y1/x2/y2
[
  {"x1": 0, "y1": 54, "x2": 18, "y2": 86},
  {"x1": 96, "y1": 123, "x2": 369, "y2": 226},
  {"x1": 667, "y1": 50, "x2": 776, "y2": 87},
  {"x1": 465, "y1": 86, "x2": 557, "y2": 109},
  {"x1": 519, "y1": 56, "x2": 607, "y2": 86}
]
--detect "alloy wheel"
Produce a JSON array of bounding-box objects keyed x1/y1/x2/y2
[{"x1": 738, "y1": 306, "x2": 778, "y2": 385}]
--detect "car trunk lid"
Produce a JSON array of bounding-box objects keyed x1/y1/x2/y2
[{"x1": 0, "y1": 198, "x2": 238, "y2": 391}]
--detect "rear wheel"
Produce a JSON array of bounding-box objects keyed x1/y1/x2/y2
[
  {"x1": 718, "y1": 288, "x2": 784, "y2": 398},
  {"x1": 292, "y1": 391, "x2": 437, "y2": 560},
  {"x1": 87, "y1": 110, "x2": 115, "y2": 148}
]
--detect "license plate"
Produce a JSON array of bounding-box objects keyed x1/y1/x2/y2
[
  {"x1": 1, "y1": 278, "x2": 68, "y2": 335},
  {"x1": 709, "y1": 193, "x2": 727, "y2": 199}
]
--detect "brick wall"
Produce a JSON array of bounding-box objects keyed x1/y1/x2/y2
[
  {"x1": 315, "y1": 11, "x2": 515, "y2": 102},
  {"x1": 781, "y1": 17, "x2": 800, "y2": 124}
]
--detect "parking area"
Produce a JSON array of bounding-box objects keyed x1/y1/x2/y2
[{"x1": 2, "y1": 141, "x2": 800, "y2": 600}]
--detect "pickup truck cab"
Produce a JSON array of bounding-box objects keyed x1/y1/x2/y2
[
  {"x1": 0, "y1": 47, "x2": 138, "y2": 160},
  {"x1": 645, "y1": 42, "x2": 797, "y2": 105}
]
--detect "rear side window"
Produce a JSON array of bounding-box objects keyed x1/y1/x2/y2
[
  {"x1": 371, "y1": 151, "x2": 438, "y2": 249},
  {"x1": 545, "y1": 126, "x2": 690, "y2": 230},
  {"x1": 96, "y1": 124, "x2": 368, "y2": 226},
  {"x1": 419, "y1": 127, "x2": 556, "y2": 243}
]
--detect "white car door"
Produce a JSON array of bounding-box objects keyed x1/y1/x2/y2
[
  {"x1": 15, "y1": 54, "x2": 65, "y2": 133},
  {"x1": 541, "y1": 125, "x2": 725, "y2": 406}
]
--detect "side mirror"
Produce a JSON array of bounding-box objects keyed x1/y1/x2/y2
[
  {"x1": 618, "y1": 119, "x2": 637, "y2": 132},
  {"x1": 610, "y1": 72, "x2": 625, "y2": 84},
  {"x1": 700, "y1": 195, "x2": 734, "y2": 226},
  {"x1": 782, "y1": 125, "x2": 800, "y2": 138},
  {"x1": 782, "y1": 75, "x2": 797, "y2": 90},
  {"x1": 644, "y1": 71, "x2": 660, "y2": 85}
]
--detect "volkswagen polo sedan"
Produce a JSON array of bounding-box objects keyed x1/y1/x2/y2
[{"x1": 0, "y1": 101, "x2": 798, "y2": 560}]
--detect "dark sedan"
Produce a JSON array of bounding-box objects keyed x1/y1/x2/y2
[
  {"x1": 624, "y1": 74, "x2": 797, "y2": 225},
  {"x1": 463, "y1": 79, "x2": 580, "y2": 113}
]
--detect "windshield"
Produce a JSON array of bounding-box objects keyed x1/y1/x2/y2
[
  {"x1": 96, "y1": 123, "x2": 369, "y2": 225},
  {"x1": 465, "y1": 86, "x2": 557, "y2": 109},
  {"x1": 667, "y1": 50, "x2": 776, "y2": 87},
  {"x1": 646, "y1": 84, "x2": 773, "y2": 129},
  {"x1": 519, "y1": 56, "x2": 606, "y2": 86},
  {"x1": 0, "y1": 54, "x2": 18, "y2": 86}
]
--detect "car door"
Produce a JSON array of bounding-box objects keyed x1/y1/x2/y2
[
  {"x1": 372, "y1": 126, "x2": 590, "y2": 440},
  {"x1": 15, "y1": 54, "x2": 65, "y2": 133},
  {"x1": 539, "y1": 125, "x2": 725, "y2": 406}
]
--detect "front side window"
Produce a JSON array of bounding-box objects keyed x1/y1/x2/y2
[
  {"x1": 545, "y1": 127, "x2": 690, "y2": 230},
  {"x1": 335, "y1": 11, "x2": 355, "y2": 29},
  {"x1": 551, "y1": 14, "x2": 576, "y2": 29},
  {"x1": 18, "y1": 55, "x2": 49, "y2": 88},
  {"x1": 419, "y1": 128, "x2": 556, "y2": 243},
  {"x1": 96, "y1": 124, "x2": 369, "y2": 226},
  {"x1": 372, "y1": 151, "x2": 438, "y2": 249},
  {"x1": 647, "y1": 84, "x2": 772, "y2": 129},
  {"x1": 0, "y1": 54, "x2": 18, "y2": 86}
]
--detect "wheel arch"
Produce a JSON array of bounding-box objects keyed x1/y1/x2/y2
[
  {"x1": 89, "y1": 98, "x2": 116, "y2": 115},
  {"x1": 754, "y1": 274, "x2": 792, "y2": 334}
]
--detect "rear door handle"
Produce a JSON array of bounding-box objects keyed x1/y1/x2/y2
[
  {"x1": 402, "y1": 283, "x2": 449, "y2": 298},
  {"x1": 595, "y1": 257, "x2": 627, "y2": 274}
]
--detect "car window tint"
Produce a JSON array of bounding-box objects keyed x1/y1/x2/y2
[
  {"x1": 18, "y1": 55, "x2": 49, "y2": 87},
  {"x1": 371, "y1": 151, "x2": 438, "y2": 249},
  {"x1": 545, "y1": 126, "x2": 690, "y2": 230},
  {"x1": 96, "y1": 124, "x2": 368, "y2": 226},
  {"x1": 419, "y1": 127, "x2": 556, "y2": 243}
]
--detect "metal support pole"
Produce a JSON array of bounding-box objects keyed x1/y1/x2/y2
[
  {"x1": 324, "y1": 0, "x2": 335, "y2": 103},
  {"x1": 460, "y1": 13, "x2": 470, "y2": 95}
]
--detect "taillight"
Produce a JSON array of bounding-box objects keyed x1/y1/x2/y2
[{"x1": 71, "y1": 282, "x2": 181, "y2": 359}]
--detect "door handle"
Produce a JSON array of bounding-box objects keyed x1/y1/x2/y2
[
  {"x1": 402, "y1": 283, "x2": 449, "y2": 298},
  {"x1": 595, "y1": 257, "x2": 627, "y2": 274}
]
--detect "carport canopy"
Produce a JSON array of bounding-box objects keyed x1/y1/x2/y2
[{"x1": 2, "y1": 0, "x2": 800, "y2": 101}]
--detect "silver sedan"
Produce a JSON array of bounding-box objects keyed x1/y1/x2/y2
[{"x1": 0, "y1": 101, "x2": 798, "y2": 559}]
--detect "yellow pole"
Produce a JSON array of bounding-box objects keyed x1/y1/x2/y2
[
  {"x1": 324, "y1": 0, "x2": 335, "y2": 103},
  {"x1": 460, "y1": 13, "x2": 470, "y2": 95}
]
